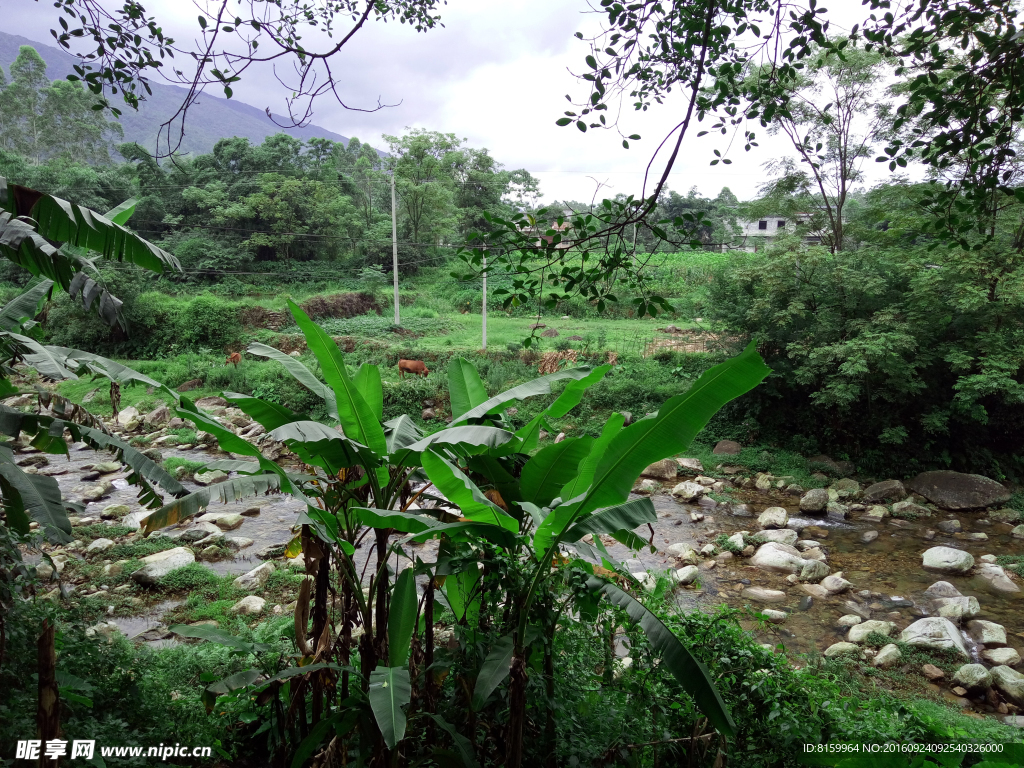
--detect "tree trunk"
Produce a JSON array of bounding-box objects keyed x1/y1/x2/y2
[
  {"x1": 37, "y1": 620, "x2": 59, "y2": 768},
  {"x1": 505, "y1": 651, "x2": 528, "y2": 768}
]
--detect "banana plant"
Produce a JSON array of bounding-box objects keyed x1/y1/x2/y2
[
  {"x1": 0, "y1": 185, "x2": 183, "y2": 542},
  {"x1": 399, "y1": 341, "x2": 771, "y2": 767},
  {"x1": 124, "y1": 296, "x2": 769, "y2": 766}
]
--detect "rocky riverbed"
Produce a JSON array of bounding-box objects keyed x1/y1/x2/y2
[{"x1": 10, "y1": 400, "x2": 1024, "y2": 728}]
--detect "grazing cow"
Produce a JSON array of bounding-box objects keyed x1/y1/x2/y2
[
  {"x1": 225, "y1": 352, "x2": 242, "y2": 368},
  {"x1": 398, "y1": 359, "x2": 429, "y2": 378}
]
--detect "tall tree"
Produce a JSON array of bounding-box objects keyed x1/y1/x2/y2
[
  {"x1": 41, "y1": 79, "x2": 124, "y2": 164},
  {"x1": 747, "y1": 42, "x2": 892, "y2": 252},
  {"x1": 5, "y1": 46, "x2": 50, "y2": 164},
  {"x1": 385, "y1": 129, "x2": 461, "y2": 247}
]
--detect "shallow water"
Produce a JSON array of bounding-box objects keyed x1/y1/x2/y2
[{"x1": 42, "y1": 445, "x2": 1023, "y2": 661}]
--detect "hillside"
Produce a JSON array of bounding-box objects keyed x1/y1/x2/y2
[{"x1": 0, "y1": 30, "x2": 375, "y2": 157}]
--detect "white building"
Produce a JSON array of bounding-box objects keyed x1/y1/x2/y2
[{"x1": 727, "y1": 213, "x2": 822, "y2": 252}]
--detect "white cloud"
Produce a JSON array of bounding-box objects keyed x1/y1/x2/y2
[{"x1": 2, "y1": 0, "x2": 918, "y2": 201}]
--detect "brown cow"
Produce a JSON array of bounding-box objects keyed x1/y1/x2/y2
[
  {"x1": 225, "y1": 352, "x2": 241, "y2": 368},
  {"x1": 398, "y1": 359, "x2": 429, "y2": 378}
]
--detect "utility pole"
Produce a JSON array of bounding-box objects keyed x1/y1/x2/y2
[
  {"x1": 390, "y1": 172, "x2": 400, "y2": 325},
  {"x1": 481, "y1": 250, "x2": 487, "y2": 350}
]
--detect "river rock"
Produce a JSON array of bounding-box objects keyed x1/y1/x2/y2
[
  {"x1": 642, "y1": 459, "x2": 677, "y2": 480},
  {"x1": 214, "y1": 514, "x2": 245, "y2": 531},
  {"x1": 824, "y1": 642, "x2": 860, "y2": 658},
  {"x1": 922, "y1": 546, "x2": 974, "y2": 574},
  {"x1": 666, "y1": 543, "x2": 698, "y2": 565},
  {"x1": 924, "y1": 581, "x2": 962, "y2": 598},
  {"x1": 729, "y1": 503, "x2": 753, "y2": 517},
  {"x1": 799, "y1": 488, "x2": 829, "y2": 513},
  {"x1": 676, "y1": 457, "x2": 704, "y2": 473},
  {"x1": 848, "y1": 620, "x2": 896, "y2": 644},
  {"x1": 821, "y1": 573, "x2": 852, "y2": 595},
  {"x1": 101, "y1": 504, "x2": 131, "y2": 520},
  {"x1": 798, "y1": 583, "x2": 829, "y2": 599},
  {"x1": 967, "y1": 619, "x2": 1006, "y2": 646},
  {"x1": 860, "y1": 530, "x2": 879, "y2": 544},
  {"x1": 132, "y1": 547, "x2": 196, "y2": 585},
  {"x1": 934, "y1": 596, "x2": 981, "y2": 620},
  {"x1": 759, "y1": 609, "x2": 787, "y2": 624},
  {"x1": 230, "y1": 596, "x2": 266, "y2": 615},
  {"x1": 893, "y1": 500, "x2": 931, "y2": 518},
  {"x1": 85, "y1": 621, "x2": 124, "y2": 643},
  {"x1": 799, "y1": 560, "x2": 830, "y2": 583},
  {"x1": 144, "y1": 405, "x2": 171, "y2": 428},
  {"x1": 921, "y1": 664, "x2": 945, "y2": 680},
  {"x1": 116, "y1": 406, "x2": 140, "y2": 428},
  {"x1": 754, "y1": 528, "x2": 799, "y2": 547},
  {"x1": 976, "y1": 563, "x2": 1020, "y2": 594},
  {"x1": 670, "y1": 481, "x2": 704, "y2": 503},
  {"x1": 634, "y1": 478, "x2": 660, "y2": 493},
  {"x1": 991, "y1": 666, "x2": 1024, "y2": 705},
  {"x1": 826, "y1": 502, "x2": 849, "y2": 521},
  {"x1": 936, "y1": 518, "x2": 962, "y2": 534},
  {"x1": 900, "y1": 617, "x2": 969, "y2": 657},
  {"x1": 741, "y1": 586, "x2": 787, "y2": 603},
  {"x1": 233, "y1": 562, "x2": 275, "y2": 591},
  {"x1": 225, "y1": 536, "x2": 254, "y2": 551},
  {"x1": 982, "y1": 648, "x2": 1021, "y2": 667},
  {"x1": 873, "y1": 644, "x2": 902, "y2": 668},
  {"x1": 1013, "y1": 525, "x2": 1024, "y2": 539},
  {"x1": 837, "y1": 614, "x2": 863, "y2": 627},
  {"x1": 863, "y1": 480, "x2": 906, "y2": 504},
  {"x1": 86, "y1": 538, "x2": 115, "y2": 553},
  {"x1": 906, "y1": 470, "x2": 1011, "y2": 510},
  {"x1": 196, "y1": 396, "x2": 228, "y2": 409},
  {"x1": 758, "y1": 507, "x2": 788, "y2": 529},
  {"x1": 750, "y1": 542, "x2": 807, "y2": 574},
  {"x1": 194, "y1": 470, "x2": 228, "y2": 486},
  {"x1": 712, "y1": 440, "x2": 742, "y2": 455},
  {"x1": 953, "y1": 663, "x2": 992, "y2": 690},
  {"x1": 672, "y1": 565, "x2": 699, "y2": 586}
]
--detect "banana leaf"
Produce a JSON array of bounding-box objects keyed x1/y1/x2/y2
[
  {"x1": 388, "y1": 568, "x2": 418, "y2": 667},
  {"x1": 246, "y1": 342, "x2": 339, "y2": 421},
  {"x1": 589, "y1": 576, "x2": 736, "y2": 739},
  {"x1": 287, "y1": 300, "x2": 386, "y2": 455},
  {"x1": 519, "y1": 437, "x2": 594, "y2": 507},
  {"x1": 368, "y1": 665, "x2": 411, "y2": 749},
  {"x1": 421, "y1": 452, "x2": 518, "y2": 533},
  {"x1": 0, "y1": 446, "x2": 71, "y2": 541},
  {"x1": 562, "y1": 497, "x2": 657, "y2": 543},
  {"x1": 384, "y1": 414, "x2": 422, "y2": 453},
  {"x1": 223, "y1": 392, "x2": 304, "y2": 430},
  {"x1": 0, "y1": 278, "x2": 52, "y2": 331},
  {"x1": 141, "y1": 473, "x2": 284, "y2": 533},
  {"x1": 450, "y1": 367, "x2": 600, "y2": 425},
  {"x1": 390, "y1": 425, "x2": 514, "y2": 465},
  {"x1": 448, "y1": 357, "x2": 489, "y2": 420},
  {"x1": 353, "y1": 363, "x2": 383, "y2": 421}
]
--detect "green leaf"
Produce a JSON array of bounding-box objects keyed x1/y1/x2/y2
[
  {"x1": 368, "y1": 665, "x2": 411, "y2": 749},
  {"x1": 142, "y1": 473, "x2": 284, "y2": 533},
  {"x1": 356, "y1": 507, "x2": 439, "y2": 534},
  {"x1": 421, "y1": 453, "x2": 517, "y2": 533},
  {"x1": 590, "y1": 576, "x2": 736, "y2": 738},
  {"x1": 46, "y1": 347, "x2": 179, "y2": 402},
  {"x1": 168, "y1": 624, "x2": 272, "y2": 654},
  {"x1": 269, "y1": 420, "x2": 379, "y2": 474},
  {"x1": 448, "y1": 358, "x2": 489, "y2": 420},
  {"x1": 545, "y1": 365, "x2": 611, "y2": 419},
  {"x1": 384, "y1": 415, "x2": 422, "y2": 453},
  {"x1": 450, "y1": 367, "x2": 600, "y2": 426},
  {"x1": 391, "y1": 425, "x2": 515, "y2": 464},
  {"x1": 520, "y1": 437, "x2": 594, "y2": 507},
  {"x1": 442, "y1": 566, "x2": 481, "y2": 626},
  {"x1": 577, "y1": 343, "x2": 768, "y2": 517},
  {"x1": 426, "y1": 714, "x2": 480, "y2": 768},
  {"x1": 288, "y1": 300, "x2": 386, "y2": 455},
  {"x1": 555, "y1": 117, "x2": 573, "y2": 126},
  {"x1": 407, "y1": 519, "x2": 516, "y2": 550},
  {"x1": 222, "y1": 392, "x2": 303, "y2": 431},
  {"x1": 103, "y1": 198, "x2": 137, "y2": 226},
  {"x1": 388, "y1": 567, "x2": 418, "y2": 667},
  {"x1": 559, "y1": 412, "x2": 624, "y2": 501},
  {"x1": 0, "y1": 446, "x2": 71, "y2": 542},
  {"x1": 563, "y1": 497, "x2": 657, "y2": 542},
  {"x1": 246, "y1": 342, "x2": 338, "y2": 420},
  {"x1": 0, "y1": 279, "x2": 53, "y2": 331},
  {"x1": 28, "y1": 186, "x2": 179, "y2": 274},
  {"x1": 2, "y1": 333, "x2": 77, "y2": 380},
  {"x1": 471, "y1": 634, "x2": 514, "y2": 711},
  {"x1": 353, "y1": 364, "x2": 383, "y2": 422}
]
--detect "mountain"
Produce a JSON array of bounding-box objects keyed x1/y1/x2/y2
[{"x1": 0, "y1": 30, "x2": 373, "y2": 157}]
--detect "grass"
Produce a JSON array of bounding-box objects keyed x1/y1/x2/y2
[{"x1": 163, "y1": 456, "x2": 208, "y2": 479}]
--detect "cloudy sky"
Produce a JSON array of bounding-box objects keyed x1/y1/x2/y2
[{"x1": 3, "y1": 0, "x2": 904, "y2": 203}]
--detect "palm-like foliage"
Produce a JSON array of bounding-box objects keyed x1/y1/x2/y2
[
  {"x1": 0, "y1": 183, "x2": 184, "y2": 541},
  {"x1": 136, "y1": 299, "x2": 770, "y2": 766}
]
